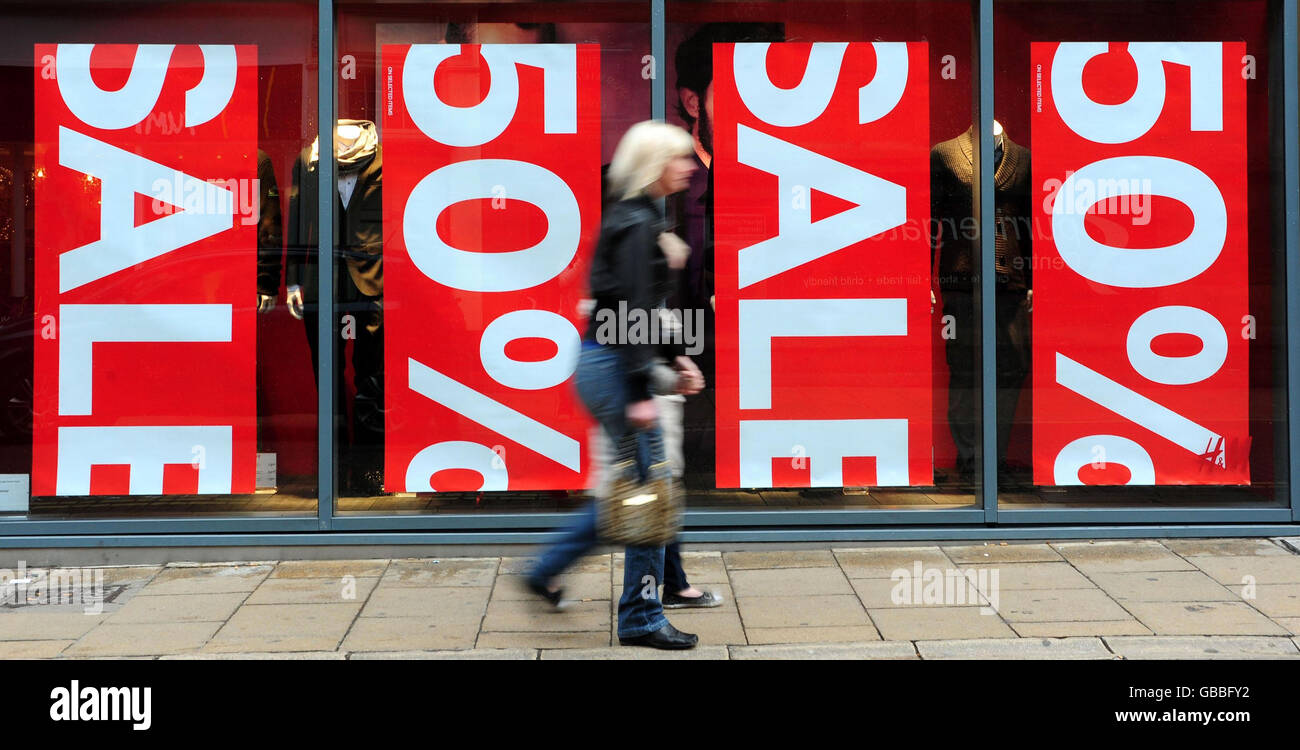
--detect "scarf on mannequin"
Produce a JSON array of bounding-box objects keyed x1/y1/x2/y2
[{"x1": 308, "y1": 119, "x2": 378, "y2": 173}]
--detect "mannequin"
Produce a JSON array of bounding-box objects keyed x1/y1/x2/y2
[
  {"x1": 930, "y1": 119, "x2": 1033, "y2": 484},
  {"x1": 286, "y1": 122, "x2": 379, "y2": 317},
  {"x1": 255, "y1": 150, "x2": 283, "y2": 313},
  {"x1": 286, "y1": 119, "x2": 385, "y2": 494}
]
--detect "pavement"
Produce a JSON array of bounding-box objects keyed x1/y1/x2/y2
[{"x1": 3, "y1": 537, "x2": 1300, "y2": 659}]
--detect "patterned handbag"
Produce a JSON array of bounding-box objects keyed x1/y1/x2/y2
[{"x1": 596, "y1": 429, "x2": 681, "y2": 547}]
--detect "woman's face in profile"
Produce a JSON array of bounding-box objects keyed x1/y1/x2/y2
[{"x1": 656, "y1": 155, "x2": 697, "y2": 196}]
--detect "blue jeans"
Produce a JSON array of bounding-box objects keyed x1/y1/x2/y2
[{"x1": 529, "y1": 344, "x2": 685, "y2": 638}]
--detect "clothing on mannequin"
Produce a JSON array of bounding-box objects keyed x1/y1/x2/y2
[
  {"x1": 930, "y1": 121, "x2": 1033, "y2": 483},
  {"x1": 255, "y1": 150, "x2": 283, "y2": 313},
  {"x1": 285, "y1": 119, "x2": 385, "y2": 493}
]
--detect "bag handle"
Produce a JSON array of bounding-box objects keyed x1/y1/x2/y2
[{"x1": 612, "y1": 426, "x2": 666, "y2": 481}]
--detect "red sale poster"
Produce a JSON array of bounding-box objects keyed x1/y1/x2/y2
[
  {"x1": 382, "y1": 44, "x2": 600, "y2": 492},
  {"x1": 1031, "y1": 42, "x2": 1249, "y2": 486},
  {"x1": 713, "y1": 42, "x2": 933, "y2": 488},
  {"x1": 33, "y1": 44, "x2": 259, "y2": 496}
]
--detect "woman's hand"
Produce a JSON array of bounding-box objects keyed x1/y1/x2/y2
[
  {"x1": 673, "y1": 356, "x2": 704, "y2": 395},
  {"x1": 657, "y1": 232, "x2": 690, "y2": 270},
  {"x1": 626, "y1": 399, "x2": 658, "y2": 430}
]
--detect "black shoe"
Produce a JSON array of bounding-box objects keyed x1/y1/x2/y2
[
  {"x1": 523, "y1": 577, "x2": 567, "y2": 611},
  {"x1": 662, "y1": 590, "x2": 724, "y2": 609},
  {"x1": 619, "y1": 622, "x2": 698, "y2": 649}
]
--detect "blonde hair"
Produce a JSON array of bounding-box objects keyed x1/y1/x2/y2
[{"x1": 606, "y1": 121, "x2": 694, "y2": 200}]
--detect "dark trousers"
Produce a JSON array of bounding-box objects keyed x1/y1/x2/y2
[
  {"x1": 531, "y1": 344, "x2": 673, "y2": 638},
  {"x1": 302, "y1": 274, "x2": 384, "y2": 489},
  {"x1": 941, "y1": 289, "x2": 1031, "y2": 477}
]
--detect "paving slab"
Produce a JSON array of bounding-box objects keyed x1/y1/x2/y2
[
  {"x1": 481, "y1": 597, "x2": 610, "y2": 632},
  {"x1": 0, "y1": 612, "x2": 106, "y2": 640},
  {"x1": 203, "y1": 634, "x2": 350, "y2": 653},
  {"x1": 270, "y1": 560, "x2": 389, "y2": 579},
  {"x1": 495, "y1": 573, "x2": 609, "y2": 601},
  {"x1": 735, "y1": 595, "x2": 870, "y2": 629},
  {"x1": 161, "y1": 651, "x2": 347, "y2": 660},
  {"x1": 744, "y1": 626, "x2": 881, "y2": 645},
  {"x1": 245, "y1": 576, "x2": 379, "y2": 605},
  {"x1": 1272, "y1": 537, "x2": 1300, "y2": 555},
  {"x1": 916, "y1": 637, "x2": 1114, "y2": 660},
  {"x1": 962, "y1": 563, "x2": 1095, "y2": 590},
  {"x1": 851, "y1": 577, "x2": 933, "y2": 609},
  {"x1": 1188, "y1": 555, "x2": 1300, "y2": 585},
  {"x1": 500, "y1": 555, "x2": 610, "y2": 576},
  {"x1": 677, "y1": 551, "x2": 728, "y2": 583},
  {"x1": 339, "y1": 617, "x2": 479, "y2": 652},
  {"x1": 1011, "y1": 620, "x2": 1152, "y2": 638},
  {"x1": 1104, "y1": 635, "x2": 1300, "y2": 659},
  {"x1": 539, "y1": 645, "x2": 729, "y2": 660},
  {"x1": 77, "y1": 566, "x2": 164, "y2": 587},
  {"x1": 360, "y1": 586, "x2": 489, "y2": 621},
  {"x1": 1163, "y1": 538, "x2": 1291, "y2": 557},
  {"x1": 730, "y1": 642, "x2": 917, "y2": 660},
  {"x1": 1238, "y1": 584, "x2": 1300, "y2": 619},
  {"x1": 994, "y1": 589, "x2": 1133, "y2": 622},
  {"x1": 108, "y1": 592, "x2": 247, "y2": 624},
  {"x1": 729, "y1": 567, "x2": 853, "y2": 597},
  {"x1": 476, "y1": 631, "x2": 610, "y2": 649},
  {"x1": 1051, "y1": 541, "x2": 1196, "y2": 573},
  {"x1": 0, "y1": 640, "x2": 73, "y2": 658},
  {"x1": 56, "y1": 656, "x2": 156, "y2": 660},
  {"x1": 1123, "y1": 601, "x2": 1289, "y2": 636},
  {"x1": 138, "y1": 565, "x2": 273, "y2": 595},
  {"x1": 722, "y1": 549, "x2": 838, "y2": 570},
  {"x1": 869, "y1": 606, "x2": 1014, "y2": 640},
  {"x1": 1087, "y1": 571, "x2": 1237, "y2": 602},
  {"x1": 381, "y1": 558, "x2": 498, "y2": 587},
  {"x1": 208, "y1": 602, "x2": 359, "y2": 647},
  {"x1": 66, "y1": 621, "x2": 222, "y2": 657},
  {"x1": 657, "y1": 609, "x2": 746, "y2": 645},
  {"x1": 351, "y1": 649, "x2": 537, "y2": 660},
  {"x1": 1276, "y1": 619, "x2": 1300, "y2": 635},
  {"x1": 941, "y1": 544, "x2": 1063, "y2": 565},
  {"x1": 833, "y1": 547, "x2": 954, "y2": 579}
]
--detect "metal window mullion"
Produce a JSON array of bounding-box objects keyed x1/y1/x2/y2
[
  {"x1": 317, "y1": 0, "x2": 335, "y2": 530},
  {"x1": 976, "y1": 0, "x2": 997, "y2": 522},
  {"x1": 4, "y1": 523, "x2": 1299, "y2": 550},
  {"x1": 1283, "y1": 0, "x2": 1300, "y2": 522},
  {"x1": 652, "y1": 0, "x2": 665, "y2": 121}
]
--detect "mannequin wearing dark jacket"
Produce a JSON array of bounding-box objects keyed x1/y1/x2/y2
[
  {"x1": 254, "y1": 150, "x2": 284, "y2": 455},
  {"x1": 931, "y1": 125, "x2": 1032, "y2": 482},
  {"x1": 256, "y1": 150, "x2": 284, "y2": 301},
  {"x1": 285, "y1": 122, "x2": 384, "y2": 492}
]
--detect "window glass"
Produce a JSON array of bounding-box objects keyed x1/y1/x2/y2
[
  {"x1": 995, "y1": 0, "x2": 1286, "y2": 508},
  {"x1": 668, "y1": 1, "x2": 979, "y2": 511},
  {"x1": 0, "y1": 1, "x2": 319, "y2": 518},
  {"x1": 334, "y1": 1, "x2": 652, "y2": 514}
]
